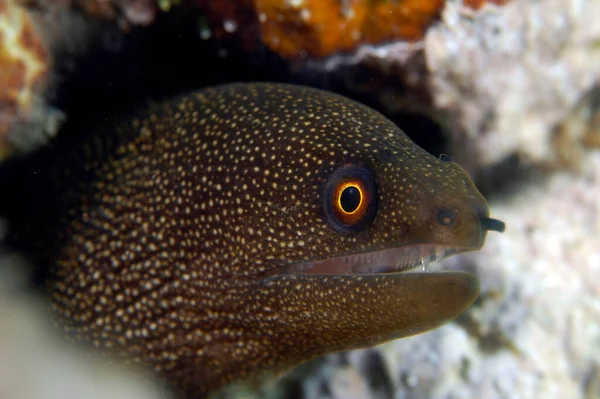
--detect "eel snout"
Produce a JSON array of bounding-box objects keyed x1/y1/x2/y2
[{"x1": 270, "y1": 209, "x2": 506, "y2": 343}]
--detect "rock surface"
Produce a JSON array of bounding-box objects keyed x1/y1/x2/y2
[{"x1": 312, "y1": 0, "x2": 600, "y2": 172}]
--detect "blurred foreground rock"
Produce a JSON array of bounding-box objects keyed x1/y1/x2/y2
[{"x1": 0, "y1": 255, "x2": 174, "y2": 399}]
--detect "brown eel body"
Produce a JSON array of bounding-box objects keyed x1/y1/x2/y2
[{"x1": 1, "y1": 83, "x2": 504, "y2": 398}]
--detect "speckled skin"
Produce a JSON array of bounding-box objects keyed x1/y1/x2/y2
[{"x1": 3, "y1": 83, "x2": 491, "y2": 398}]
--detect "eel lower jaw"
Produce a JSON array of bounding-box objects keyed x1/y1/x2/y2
[
  {"x1": 257, "y1": 244, "x2": 482, "y2": 351},
  {"x1": 283, "y1": 244, "x2": 471, "y2": 276}
]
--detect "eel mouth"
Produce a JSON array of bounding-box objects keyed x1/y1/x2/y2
[{"x1": 284, "y1": 244, "x2": 468, "y2": 275}]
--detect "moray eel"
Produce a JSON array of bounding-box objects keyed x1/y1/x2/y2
[{"x1": 1, "y1": 83, "x2": 504, "y2": 398}]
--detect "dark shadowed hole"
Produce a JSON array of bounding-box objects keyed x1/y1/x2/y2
[
  {"x1": 292, "y1": 58, "x2": 450, "y2": 158},
  {"x1": 319, "y1": 380, "x2": 331, "y2": 397},
  {"x1": 359, "y1": 350, "x2": 395, "y2": 398},
  {"x1": 472, "y1": 153, "x2": 545, "y2": 199},
  {"x1": 273, "y1": 378, "x2": 304, "y2": 399},
  {"x1": 51, "y1": 7, "x2": 290, "y2": 133},
  {"x1": 390, "y1": 113, "x2": 449, "y2": 157},
  {"x1": 47, "y1": 7, "x2": 451, "y2": 161}
]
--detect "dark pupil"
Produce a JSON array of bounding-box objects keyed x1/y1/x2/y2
[
  {"x1": 340, "y1": 186, "x2": 361, "y2": 213},
  {"x1": 436, "y1": 209, "x2": 456, "y2": 226}
]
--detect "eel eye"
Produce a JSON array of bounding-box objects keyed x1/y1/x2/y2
[
  {"x1": 323, "y1": 165, "x2": 377, "y2": 232},
  {"x1": 436, "y1": 209, "x2": 456, "y2": 226}
]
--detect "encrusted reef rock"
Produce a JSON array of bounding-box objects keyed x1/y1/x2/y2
[
  {"x1": 307, "y1": 0, "x2": 600, "y2": 174},
  {"x1": 19, "y1": 0, "x2": 511, "y2": 59},
  {"x1": 0, "y1": 0, "x2": 55, "y2": 159},
  {"x1": 424, "y1": 0, "x2": 600, "y2": 171}
]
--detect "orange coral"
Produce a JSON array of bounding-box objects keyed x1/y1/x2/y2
[
  {"x1": 255, "y1": 0, "x2": 367, "y2": 59},
  {"x1": 464, "y1": 0, "x2": 510, "y2": 10},
  {"x1": 0, "y1": 0, "x2": 49, "y2": 158},
  {"x1": 253, "y1": 0, "x2": 512, "y2": 58},
  {"x1": 363, "y1": 0, "x2": 445, "y2": 43},
  {"x1": 255, "y1": 0, "x2": 446, "y2": 58}
]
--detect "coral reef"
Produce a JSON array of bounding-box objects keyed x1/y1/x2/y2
[
  {"x1": 312, "y1": 0, "x2": 600, "y2": 173},
  {"x1": 166, "y1": 0, "x2": 510, "y2": 58},
  {"x1": 552, "y1": 88, "x2": 600, "y2": 171},
  {"x1": 464, "y1": 0, "x2": 509, "y2": 10},
  {"x1": 424, "y1": 0, "x2": 600, "y2": 170},
  {"x1": 0, "y1": 0, "x2": 51, "y2": 159},
  {"x1": 20, "y1": 0, "x2": 513, "y2": 58},
  {"x1": 254, "y1": 0, "x2": 446, "y2": 58}
]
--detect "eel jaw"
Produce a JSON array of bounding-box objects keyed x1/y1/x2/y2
[
  {"x1": 283, "y1": 244, "x2": 468, "y2": 276},
  {"x1": 251, "y1": 243, "x2": 481, "y2": 368}
]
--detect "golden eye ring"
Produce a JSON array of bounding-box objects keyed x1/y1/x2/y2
[
  {"x1": 333, "y1": 181, "x2": 367, "y2": 224},
  {"x1": 323, "y1": 165, "x2": 377, "y2": 232}
]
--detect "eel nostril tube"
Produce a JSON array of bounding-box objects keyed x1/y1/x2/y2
[{"x1": 480, "y1": 216, "x2": 506, "y2": 233}]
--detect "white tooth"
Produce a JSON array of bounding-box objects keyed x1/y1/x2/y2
[
  {"x1": 422, "y1": 257, "x2": 429, "y2": 272},
  {"x1": 435, "y1": 246, "x2": 444, "y2": 262}
]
